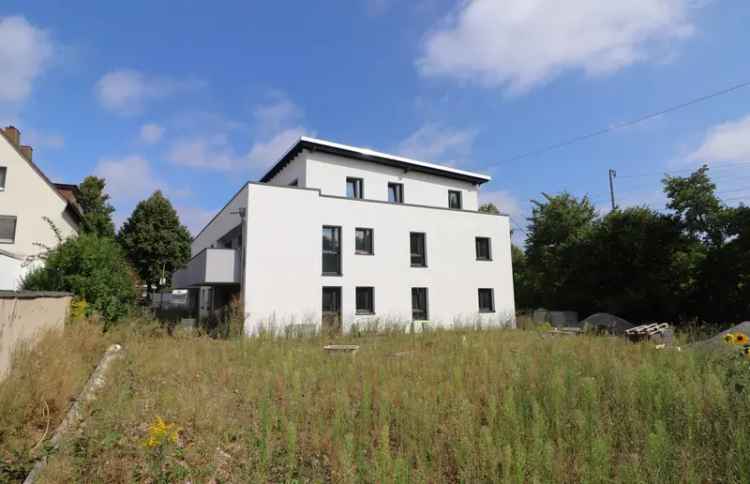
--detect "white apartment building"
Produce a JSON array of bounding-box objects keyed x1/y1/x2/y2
[
  {"x1": 0, "y1": 127, "x2": 81, "y2": 290},
  {"x1": 173, "y1": 137, "x2": 515, "y2": 334}
]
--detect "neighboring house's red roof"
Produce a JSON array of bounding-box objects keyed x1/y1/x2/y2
[{"x1": 0, "y1": 127, "x2": 83, "y2": 227}]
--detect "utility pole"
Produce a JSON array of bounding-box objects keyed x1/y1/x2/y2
[{"x1": 608, "y1": 169, "x2": 617, "y2": 211}]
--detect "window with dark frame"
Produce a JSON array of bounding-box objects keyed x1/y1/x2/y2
[
  {"x1": 0, "y1": 215, "x2": 17, "y2": 244},
  {"x1": 346, "y1": 177, "x2": 364, "y2": 199},
  {"x1": 322, "y1": 226, "x2": 341, "y2": 275},
  {"x1": 448, "y1": 190, "x2": 462, "y2": 209},
  {"x1": 355, "y1": 228, "x2": 374, "y2": 255},
  {"x1": 412, "y1": 287, "x2": 428, "y2": 321},
  {"x1": 476, "y1": 237, "x2": 492, "y2": 261},
  {"x1": 356, "y1": 287, "x2": 375, "y2": 315},
  {"x1": 410, "y1": 232, "x2": 426, "y2": 267},
  {"x1": 478, "y1": 288, "x2": 495, "y2": 313},
  {"x1": 388, "y1": 182, "x2": 403, "y2": 203},
  {"x1": 0, "y1": 167, "x2": 6, "y2": 191}
]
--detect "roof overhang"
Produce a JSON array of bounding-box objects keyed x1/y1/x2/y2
[{"x1": 260, "y1": 137, "x2": 492, "y2": 185}]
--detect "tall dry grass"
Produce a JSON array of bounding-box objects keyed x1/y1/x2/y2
[
  {"x1": 12, "y1": 327, "x2": 747, "y2": 483},
  {"x1": 0, "y1": 321, "x2": 111, "y2": 481}
]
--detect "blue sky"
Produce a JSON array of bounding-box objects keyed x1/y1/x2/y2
[{"x1": 1, "y1": 0, "x2": 749, "y2": 241}]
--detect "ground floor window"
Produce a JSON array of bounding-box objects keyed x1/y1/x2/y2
[
  {"x1": 322, "y1": 286, "x2": 342, "y2": 333},
  {"x1": 411, "y1": 287, "x2": 428, "y2": 321},
  {"x1": 0, "y1": 215, "x2": 17, "y2": 244},
  {"x1": 478, "y1": 288, "x2": 495, "y2": 313},
  {"x1": 356, "y1": 287, "x2": 375, "y2": 314}
]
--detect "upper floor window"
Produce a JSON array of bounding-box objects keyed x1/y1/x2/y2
[
  {"x1": 478, "y1": 288, "x2": 495, "y2": 313},
  {"x1": 410, "y1": 232, "x2": 426, "y2": 267},
  {"x1": 355, "y1": 228, "x2": 374, "y2": 255},
  {"x1": 0, "y1": 215, "x2": 17, "y2": 244},
  {"x1": 322, "y1": 226, "x2": 342, "y2": 275},
  {"x1": 0, "y1": 167, "x2": 6, "y2": 191},
  {"x1": 476, "y1": 237, "x2": 492, "y2": 261},
  {"x1": 448, "y1": 190, "x2": 462, "y2": 209},
  {"x1": 388, "y1": 182, "x2": 403, "y2": 203},
  {"x1": 356, "y1": 287, "x2": 375, "y2": 315},
  {"x1": 346, "y1": 177, "x2": 364, "y2": 199}
]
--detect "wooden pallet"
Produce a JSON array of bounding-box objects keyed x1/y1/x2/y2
[{"x1": 625, "y1": 323, "x2": 670, "y2": 342}]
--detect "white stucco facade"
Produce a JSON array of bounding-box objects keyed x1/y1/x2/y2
[
  {"x1": 175, "y1": 137, "x2": 515, "y2": 334},
  {"x1": 0, "y1": 128, "x2": 80, "y2": 290}
]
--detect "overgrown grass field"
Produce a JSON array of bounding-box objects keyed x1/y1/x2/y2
[{"x1": 2, "y1": 322, "x2": 750, "y2": 483}]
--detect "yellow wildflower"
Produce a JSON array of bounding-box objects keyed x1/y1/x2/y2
[
  {"x1": 724, "y1": 333, "x2": 736, "y2": 344},
  {"x1": 144, "y1": 416, "x2": 180, "y2": 448},
  {"x1": 734, "y1": 332, "x2": 749, "y2": 345}
]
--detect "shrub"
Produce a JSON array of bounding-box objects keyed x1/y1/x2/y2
[{"x1": 22, "y1": 234, "x2": 137, "y2": 324}]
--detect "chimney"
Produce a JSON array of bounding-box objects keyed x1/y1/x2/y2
[
  {"x1": 20, "y1": 145, "x2": 33, "y2": 161},
  {"x1": 3, "y1": 126, "x2": 20, "y2": 146}
]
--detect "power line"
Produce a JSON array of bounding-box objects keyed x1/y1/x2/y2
[
  {"x1": 618, "y1": 161, "x2": 750, "y2": 180},
  {"x1": 491, "y1": 79, "x2": 750, "y2": 166}
]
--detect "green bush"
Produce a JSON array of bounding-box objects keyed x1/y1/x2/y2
[{"x1": 22, "y1": 233, "x2": 137, "y2": 324}]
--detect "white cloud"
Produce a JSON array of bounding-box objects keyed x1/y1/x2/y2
[
  {"x1": 166, "y1": 134, "x2": 243, "y2": 170},
  {"x1": 139, "y1": 123, "x2": 164, "y2": 144},
  {"x1": 689, "y1": 114, "x2": 750, "y2": 164},
  {"x1": 396, "y1": 123, "x2": 477, "y2": 163},
  {"x1": 418, "y1": 0, "x2": 696, "y2": 92},
  {"x1": 253, "y1": 96, "x2": 303, "y2": 136},
  {"x1": 95, "y1": 69, "x2": 203, "y2": 115},
  {"x1": 0, "y1": 16, "x2": 54, "y2": 103},
  {"x1": 175, "y1": 205, "x2": 217, "y2": 236},
  {"x1": 247, "y1": 127, "x2": 307, "y2": 168},
  {"x1": 94, "y1": 155, "x2": 163, "y2": 204}
]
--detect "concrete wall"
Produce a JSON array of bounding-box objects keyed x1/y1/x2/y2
[
  {"x1": 0, "y1": 134, "x2": 78, "y2": 290},
  {"x1": 267, "y1": 152, "x2": 307, "y2": 187},
  {"x1": 303, "y1": 150, "x2": 480, "y2": 210},
  {"x1": 0, "y1": 291, "x2": 71, "y2": 377},
  {"x1": 242, "y1": 183, "x2": 514, "y2": 334}
]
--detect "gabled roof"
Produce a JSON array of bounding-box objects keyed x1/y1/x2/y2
[
  {"x1": 0, "y1": 128, "x2": 83, "y2": 224},
  {"x1": 260, "y1": 136, "x2": 492, "y2": 185}
]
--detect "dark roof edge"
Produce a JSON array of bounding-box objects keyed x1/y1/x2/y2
[{"x1": 260, "y1": 138, "x2": 491, "y2": 185}]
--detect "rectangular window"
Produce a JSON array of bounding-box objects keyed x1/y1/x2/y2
[
  {"x1": 355, "y1": 228, "x2": 374, "y2": 255},
  {"x1": 322, "y1": 226, "x2": 341, "y2": 275},
  {"x1": 476, "y1": 237, "x2": 492, "y2": 261},
  {"x1": 478, "y1": 288, "x2": 495, "y2": 313},
  {"x1": 356, "y1": 287, "x2": 375, "y2": 315},
  {"x1": 412, "y1": 288, "x2": 429, "y2": 321},
  {"x1": 0, "y1": 167, "x2": 6, "y2": 191},
  {"x1": 0, "y1": 215, "x2": 16, "y2": 244},
  {"x1": 448, "y1": 190, "x2": 462, "y2": 209},
  {"x1": 388, "y1": 182, "x2": 403, "y2": 203},
  {"x1": 346, "y1": 177, "x2": 364, "y2": 199},
  {"x1": 410, "y1": 232, "x2": 426, "y2": 267}
]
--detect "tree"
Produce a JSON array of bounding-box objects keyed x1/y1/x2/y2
[
  {"x1": 118, "y1": 191, "x2": 191, "y2": 294},
  {"x1": 511, "y1": 244, "x2": 534, "y2": 309},
  {"x1": 478, "y1": 202, "x2": 500, "y2": 215},
  {"x1": 524, "y1": 192, "x2": 597, "y2": 310},
  {"x1": 78, "y1": 176, "x2": 116, "y2": 238},
  {"x1": 22, "y1": 233, "x2": 137, "y2": 324}
]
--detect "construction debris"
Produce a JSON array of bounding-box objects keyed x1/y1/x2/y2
[{"x1": 625, "y1": 323, "x2": 674, "y2": 345}]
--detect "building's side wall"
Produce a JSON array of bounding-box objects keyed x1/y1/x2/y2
[
  {"x1": 242, "y1": 184, "x2": 514, "y2": 334},
  {"x1": 266, "y1": 152, "x2": 307, "y2": 187},
  {"x1": 303, "y1": 150, "x2": 480, "y2": 210},
  {"x1": 191, "y1": 184, "x2": 249, "y2": 256},
  {"x1": 0, "y1": 137, "x2": 78, "y2": 289}
]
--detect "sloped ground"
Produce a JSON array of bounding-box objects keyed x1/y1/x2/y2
[{"x1": 3, "y1": 322, "x2": 750, "y2": 483}]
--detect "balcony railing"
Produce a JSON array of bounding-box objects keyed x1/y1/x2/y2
[{"x1": 172, "y1": 248, "x2": 240, "y2": 288}]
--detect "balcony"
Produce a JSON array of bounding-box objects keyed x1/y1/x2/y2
[{"x1": 172, "y1": 248, "x2": 241, "y2": 288}]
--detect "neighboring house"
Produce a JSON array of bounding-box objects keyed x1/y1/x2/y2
[
  {"x1": 173, "y1": 137, "x2": 515, "y2": 334},
  {"x1": 0, "y1": 126, "x2": 82, "y2": 290}
]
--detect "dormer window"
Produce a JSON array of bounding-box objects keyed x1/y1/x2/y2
[
  {"x1": 346, "y1": 177, "x2": 364, "y2": 199},
  {"x1": 0, "y1": 167, "x2": 6, "y2": 191}
]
